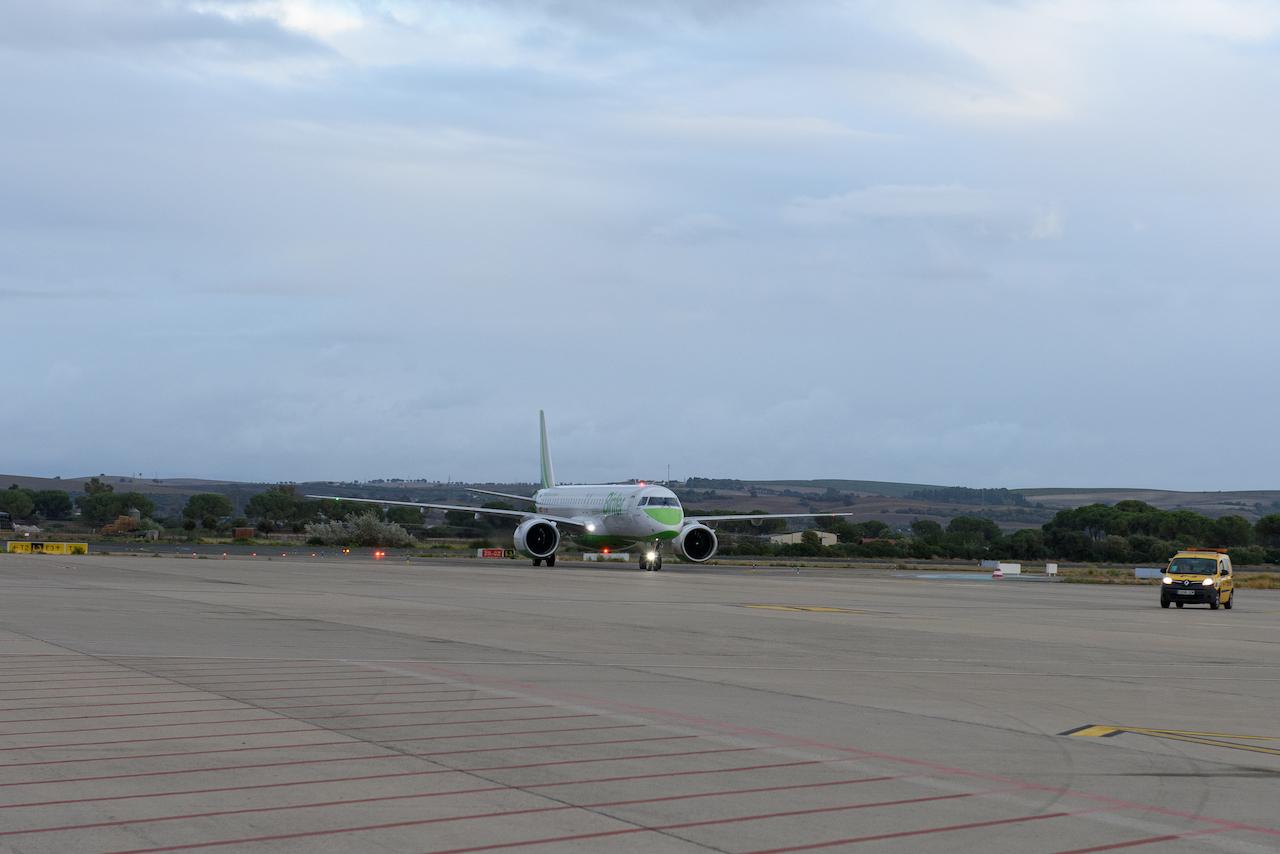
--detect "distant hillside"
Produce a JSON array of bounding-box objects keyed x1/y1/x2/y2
[{"x1": 3, "y1": 473, "x2": 1277, "y2": 528}]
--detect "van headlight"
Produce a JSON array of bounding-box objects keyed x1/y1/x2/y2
[
  {"x1": 1201, "y1": 577, "x2": 1215, "y2": 587},
  {"x1": 1161, "y1": 576, "x2": 1173, "y2": 585}
]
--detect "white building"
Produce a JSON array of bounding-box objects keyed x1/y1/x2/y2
[{"x1": 769, "y1": 530, "x2": 837, "y2": 546}]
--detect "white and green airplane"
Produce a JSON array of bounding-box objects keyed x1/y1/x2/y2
[{"x1": 309, "y1": 411, "x2": 850, "y2": 571}]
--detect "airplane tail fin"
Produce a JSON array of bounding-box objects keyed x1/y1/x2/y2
[{"x1": 539, "y1": 410, "x2": 556, "y2": 489}]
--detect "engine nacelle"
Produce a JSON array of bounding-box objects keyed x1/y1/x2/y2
[
  {"x1": 513, "y1": 518, "x2": 560, "y2": 559},
  {"x1": 673, "y1": 524, "x2": 718, "y2": 563}
]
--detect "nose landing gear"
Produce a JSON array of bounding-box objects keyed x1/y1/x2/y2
[{"x1": 639, "y1": 547, "x2": 663, "y2": 572}]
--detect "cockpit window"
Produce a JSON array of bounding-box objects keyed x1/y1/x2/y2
[{"x1": 641, "y1": 496, "x2": 680, "y2": 507}]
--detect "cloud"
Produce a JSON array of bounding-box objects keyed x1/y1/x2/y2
[
  {"x1": 651, "y1": 212, "x2": 735, "y2": 242},
  {"x1": 782, "y1": 185, "x2": 999, "y2": 226}
]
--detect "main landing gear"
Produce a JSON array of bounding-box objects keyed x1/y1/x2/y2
[
  {"x1": 639, "y1": 548, "x2": 663, "y2": 572},
  {"x1": 531, "y1": 554, "x2": 557, "y2": 567}
]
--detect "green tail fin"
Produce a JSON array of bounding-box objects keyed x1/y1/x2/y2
[{"x1": 539, "y1": 410, "x2": 556, "y2": 489}]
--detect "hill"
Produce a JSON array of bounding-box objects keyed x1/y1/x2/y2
[{"x1": 3, "y1": 473, "x2": 1277, "y2": 529}]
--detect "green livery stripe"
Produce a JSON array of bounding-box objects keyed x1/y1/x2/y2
[{"x1": 644, "y1": 508, "x2": 683, "y2": 526}]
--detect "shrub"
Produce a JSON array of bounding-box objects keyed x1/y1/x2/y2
[{"x1": 304, "y1": 512, "x2": 416, "y2": 548}]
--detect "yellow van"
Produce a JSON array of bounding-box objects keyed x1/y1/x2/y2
[{"x1": 1160, "y1": 549, "x2": 1234, "y2": 610}]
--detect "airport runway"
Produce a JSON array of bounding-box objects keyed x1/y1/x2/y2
[{"x1": 0, "y1": 553, "x2": 1276, "y2": 853}]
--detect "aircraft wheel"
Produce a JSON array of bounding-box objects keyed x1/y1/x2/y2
[
  {"x1": 653, "y1": 555, "x2": 663, "y2": 571},
  {"x1": 531, "y1": 558, "x2": 542, "y2": 567},
  {"x1": 546, "y1": 554, "x2": 556, "y2": 567}
]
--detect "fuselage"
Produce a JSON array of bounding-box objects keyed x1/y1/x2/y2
[{"x1": 533, "y1": 484, "x2": 683, "y2": 547}]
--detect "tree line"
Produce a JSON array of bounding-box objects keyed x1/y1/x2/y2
[{"x1": 715, "y1": 500, "x2": 1280, "y2": 565}]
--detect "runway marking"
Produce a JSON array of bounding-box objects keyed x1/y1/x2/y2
[
  {"x1": 0, "y1": 772, "x2": 904, "y2": 836},
  {"x1": 0, "y1": 713, "x2": 600, "y2": 768},
  {"x1": 745, "y1": 604, "x2": 868, "y2": 614},
  {"x1": 0, "y1": 756, "x2": 853, "y2": 810},
  {"x1": 100, "y1": 787, "x2": 995, "y2": 854},
  {"x1": 0, "y1": 702, "x2": 557, "y2": 736},
  {"x1": 0, "y1": 694, "x2": 519, "y2": 724},
  {"x1": 0, "y1": 711, "x2": 599, "y2": 758},
  {"x1": 1061, "y1": 725, "x2": 1280, "y2": 757},
  {"x1": 0, "y1": 686, "x2": 476, "y2": 713},
  {"x1": 1052, "y1": 826, "x2": 1234, "y2": 853}
]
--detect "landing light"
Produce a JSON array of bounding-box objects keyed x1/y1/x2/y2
[
  {"x1": 646, "y1": 550, "x2": 657, "y2": 561},
  {"x1": 586, "y1": 523, "x2": 596, "y2": 532}
]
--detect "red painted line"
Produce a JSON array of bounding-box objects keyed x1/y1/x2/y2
[
  {"x1": 100, "y1": 787, "x2": 994, "y2": 854},
  {"x1": 1052, "y1": 827, "x2": 1233, "y2": 853},
  {"x1": 0, "y1": 694, "x2": 520, "y2": 724},
  {"x1": 0, "y1": 703, "x2": 554, "y2": 736},
  {"x1": 2, "y1": 772, "x2": 901, "y2": 837},
  {"x1": 4, "y1": 744, "x2": 758, "y2": 789},
  {"x1": 0, "y1": 752, "x2": 826, "y2": 811},
  {"x1": 408, "y1": 662, "x2": 1280, "y2": 841}
]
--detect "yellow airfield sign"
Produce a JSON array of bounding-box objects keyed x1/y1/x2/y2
[{"x1": 6, "y1": 541, "x2": 89, "y2": 555}]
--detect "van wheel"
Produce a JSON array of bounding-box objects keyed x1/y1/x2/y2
[
  {"x1": 1209, "y1": 594, "x2": 1220, "y2": 610},
  {"x1": 1160, "y1": 598, "x2": 1170, "y2": 609},
  {"x1": 1224, "y1": 591, "x2": 1233, "y2": 610},
  {"x1": 1175, "y1": 602, "x2": 1184, "y2": 608}
]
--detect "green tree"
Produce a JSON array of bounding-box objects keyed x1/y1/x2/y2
[
  {"x1": 386, "y1": 506, "x2": 423, "y2": 526},
  {"x1": 1210, "y1": 515, "x2": 1253, "y2": 547},
  {"x1": 32, "y1": 490, "x2": 73, "y2": 520},
  {"x1": 1256, "y1": 514, "x2": 1280, "y2": 548},
  {"x1": 800, "y1": 530, "x2": 824, "y2": 548},
  {"x1": 245, "y1": 486, "x2": 301, "y2": 526},
  {"x1": 83, "y1": 477, "x2": 114, "y2": 494},
  {"x1": 116, "y1": 492, "x2": 155, "y2": 518},
  {"x1": 910, "y1": 519, "x2": 944, "y2": 544},
  {"x1": 183, "y1": 493, "x2": 233, "y2": 521},
  {"x1": 76, "y1": 491, "x2": 153, "y2": 525},
  {"x1": 0, "y1": 487, "x2": 35, "y2": 519}
]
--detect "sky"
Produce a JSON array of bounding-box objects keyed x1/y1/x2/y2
[{"x1": 2, "y1": 1, "x2": 1278, "y2": 489}]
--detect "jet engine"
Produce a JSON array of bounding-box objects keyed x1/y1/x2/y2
[
  {"x1": 673, "y1": 524, "x2": 718, "y2": 563},
  {"x1": 513, "y1": 518, "x2": 560, "y2": 559}
]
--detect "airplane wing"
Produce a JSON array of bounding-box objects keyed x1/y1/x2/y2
[
  {"x1": 466, "y1": 488, "x2": 537, "y2": 504},
  {"x1": 687, "y1": 512, "x2": 857, "y2": 523},
  {"x1": 304, "y1": 495, "x2": 589, "y2": 528}
]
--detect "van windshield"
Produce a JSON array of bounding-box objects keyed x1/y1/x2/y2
[{"x1": 1167, "y1": 557, "x2": 1217, "y2": 575}]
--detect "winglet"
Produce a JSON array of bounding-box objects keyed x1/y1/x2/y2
[{"x1": 539, "y1": 410, "x2": 556, "y2": 489}]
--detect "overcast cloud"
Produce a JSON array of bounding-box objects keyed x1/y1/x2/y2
[{"x1": 2, "y1": 1, "x2": 1278, "y2": 489}]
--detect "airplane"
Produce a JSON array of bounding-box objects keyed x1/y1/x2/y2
[{"x1": 308, "y1": 411, "x2": 853, "y2": 571}]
